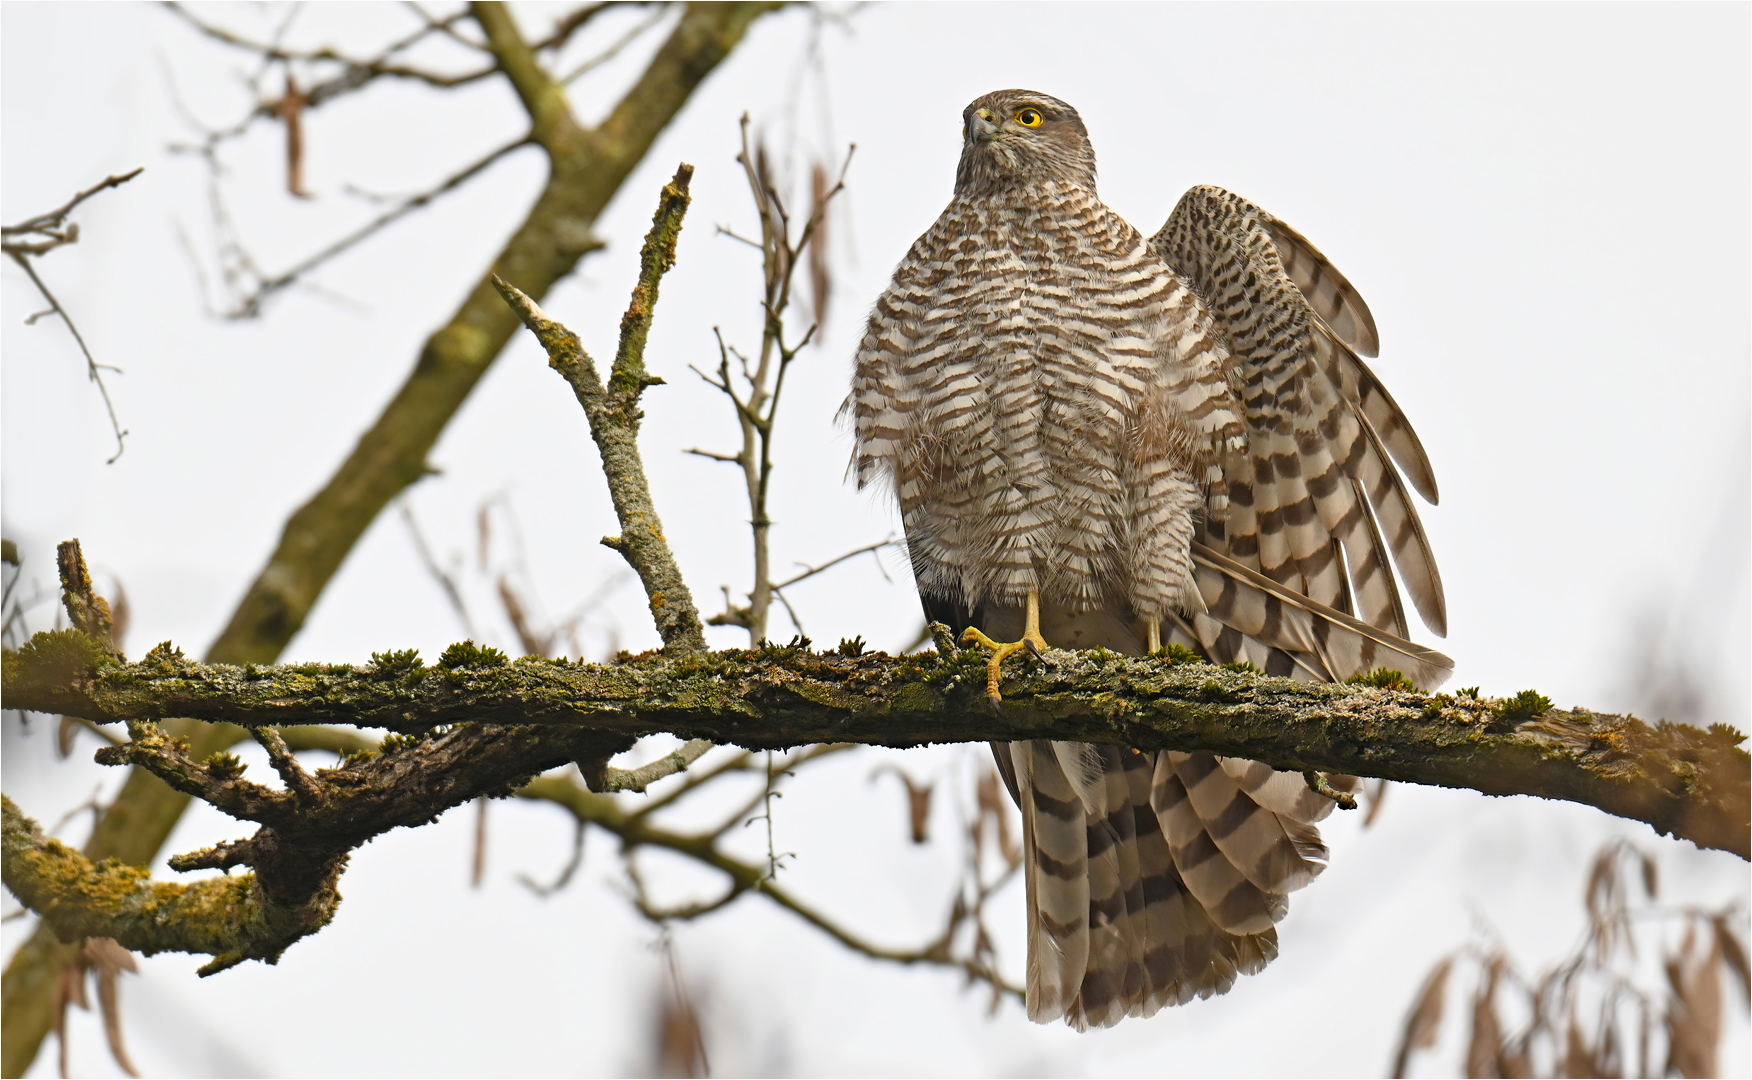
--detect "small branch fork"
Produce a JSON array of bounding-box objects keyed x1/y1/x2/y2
[
  {"x1": 2, "y1": 169, "x2": 143, "y2": 462},
  {"x1": 493, "y1": 163, "x2": 707, "y2": 655}
]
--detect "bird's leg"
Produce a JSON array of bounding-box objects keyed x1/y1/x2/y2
[
  {"x1": 1145, "y1": 615, "x2": 1161, "y2": 654},
  {"x1": 960, "y1": 587, "x2": 1048, "y2": 708}
]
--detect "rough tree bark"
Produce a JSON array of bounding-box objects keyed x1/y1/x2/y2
[{"x1": 3, "y1": 627, "x2": 1747, "y2": 971}]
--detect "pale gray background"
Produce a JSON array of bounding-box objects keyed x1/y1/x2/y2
[{"x1": 3, "y1": 3, "x2": 1748, "y2": 1077}]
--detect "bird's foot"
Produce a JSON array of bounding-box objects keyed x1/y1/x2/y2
[
  {"x1": 960, "y1": 589, "x2": 1047, "y2": 710},
  {"x1": 960, "y1": 626, "x2": 1047, "y2": 710}
]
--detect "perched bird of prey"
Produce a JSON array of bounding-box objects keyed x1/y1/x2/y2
[{"x1": 849, "y1": 89, "x2": 1452, "y2": 1028}]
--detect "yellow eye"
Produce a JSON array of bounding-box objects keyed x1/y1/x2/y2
[{"x1": 1014, "y1": 108, "x2": 1043, "y2": 128}]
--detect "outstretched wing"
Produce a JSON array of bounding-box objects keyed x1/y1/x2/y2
[{"x1": 1151, "y1": 186, "x2": 1446, "y2": 643}]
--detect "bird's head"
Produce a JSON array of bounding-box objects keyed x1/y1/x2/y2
[{"x1": 954, "y1": 89, "x2": 1096, "y2": 197}]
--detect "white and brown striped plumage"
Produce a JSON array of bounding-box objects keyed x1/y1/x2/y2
[{"x1": 849, "y1": 90, "x2": 1451, "y2": 1028}]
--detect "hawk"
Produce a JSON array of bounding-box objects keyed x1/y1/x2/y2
[{"x1": 849, "y1": 89, "x2": 1453, "y2": 1028}]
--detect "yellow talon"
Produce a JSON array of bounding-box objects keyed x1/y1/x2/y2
[{"x1": 960, "y1": 588, "x2": 1048, "y2": 708}]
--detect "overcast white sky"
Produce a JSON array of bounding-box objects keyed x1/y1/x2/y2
[{"x1": 3, "y1": 3, "x2": 1748, "y2": 1077}]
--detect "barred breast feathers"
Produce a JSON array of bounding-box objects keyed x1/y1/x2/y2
[{"x1": 850, "y1": 182, "x2": 1244, "y2": 618}]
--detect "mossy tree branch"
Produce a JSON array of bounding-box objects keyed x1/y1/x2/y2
[
  {"x1": 1, "y1": 702, "x2": 625, "y2": 976},
  {"x1": 2, "y1": 796, "x2": 331, "y2": 976},
  {"x1": 5, "y1": 631, "x2": 1746, "y2": 859},
  {"x1": 493, "y1": 163, "x2": 707, "y2": 655}
]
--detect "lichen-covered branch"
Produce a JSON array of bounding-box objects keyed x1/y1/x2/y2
[
  {"x1": 6, "y1": 631, "x2": 1746, "y2": 858},
  {"x1": 493, "y1": 163, "x2": 707, "y2": 654},
  {"x1": 3, "y1": 702, "x2": 626, "y2": 979},
  {"x1": 1, "y1": 795, "x2": 335, "y2": 975},
  {"x1": 54, "y1": 541, "x2": 117, "y2": 656}
]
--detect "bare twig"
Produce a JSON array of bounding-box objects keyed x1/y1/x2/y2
[
  {"x1": 692, "y1": 120, "x2": 856, "y2": 642},
  {"x1": 180, "y1": 135, "x2": 530, "y2": 318},
  {"x1": 1303, "y1": 768, "x2": 1358, "y2": 810},
  {"x1": 400, "y1": 501, "x2": 480, "y2": 640},
  {"x1": 166, "y1": 3, "x2": 494, "y2": 95},
  {"x1": 4, "y1": 170, "x2": 143, "y2": 462},
  {"x1": 518, "y1": 816, "x2": 585, "y2": 897},
  {"x1": 558, "y1": 4, "x2": 671, "y2": 84},
  {"x1": 1, "y1": 170, "x2": 144, "y2": 242},
  {"x1": 520, "y1": 759, "x2": 1023, "y2": 1002},
  {"x1": 771, "y1": 538, "x2": 895, "y2": 592}
]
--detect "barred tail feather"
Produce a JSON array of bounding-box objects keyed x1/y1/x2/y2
[
  {"x1": 1341, "y1": 411, "x2": 1448, "y2": 636},
  {"x1": 1013, "y1": 742, "x2": 1091, "y2": 1023},
  {"x1": 1174, "y1": 750, "x2": 1331, "y2": 896},
  {"x1": 1219, "y1": 757, "x2": 1348, "y2": 825},
  {"x1": 1152, "y1": 752, "x2": 1286, "y2": 935}
]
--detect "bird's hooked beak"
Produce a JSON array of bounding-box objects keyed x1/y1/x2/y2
[{"x1": 964, "y1": 108, "x2": 998, "y2": 147}]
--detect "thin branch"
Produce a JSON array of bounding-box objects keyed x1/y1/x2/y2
[
  {"x1": 519, "y1": 763, "x2": 1020, "y2": 998},
  {"x1": 558, "y1": 4, "x2": 672, "y2": 84},
  {"x1": 250, "y1": 726, "x2": 321, "y2": 804},
  {"x1": 772, "y1": 537, "x2": 895, "y2": 591},
  {"x1": 531, "y1": 2, "x2": 622, "y2": 51},
  {"x1": 192, "y1": 135, "x2": 531, "y2": 318},
  {"x1": 400, "y1": 502, "x2": 481, "y2": 640},
  {"x1": 5, "y1": 255, "x2": 129, "y2": 463},
  {"x1": 594, "y1": 738, "x2": 715, "y2": 794},
  {"x1": 702, "y1": 122, "x2": 856, "y2": 644},
  {"x1": 4, "y1": 170, "x2": 143, "y2": 463},
  {"x1": 165, "y1": 3, "x2": 494, "y2": 95},
  {"x1": 630, "y1": 743, "x2": 851, "y2": 823},
  {"x1": 1, "y1": 169, "x2": 144, "y2": 241},
  {"x1": 518, "y1": 815, "x2": 586, "y2": 897}
]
